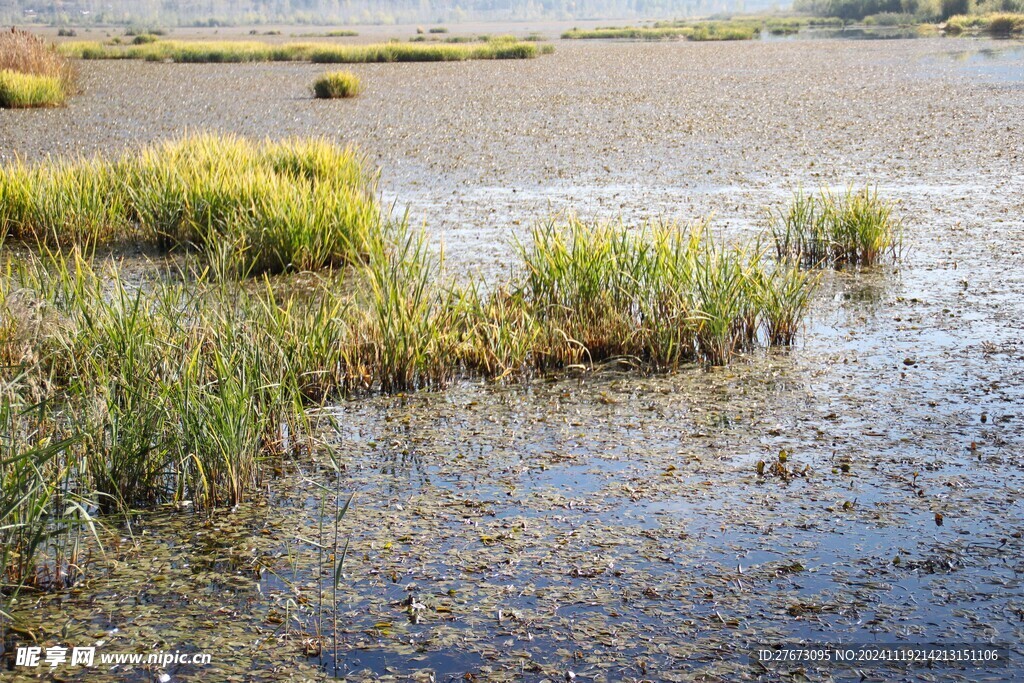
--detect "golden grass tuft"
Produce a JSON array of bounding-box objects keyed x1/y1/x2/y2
[
  {"x1": 0, "y1": 69, "x2": 66, "y2": 108},
  {"x1": 0, "y1": 134, "x2": 381, "y2": 275},
  {"x1": 944, "y1": 12, "x2": 1024, "y2": 34},
  {"x1": 313, "y1": 70, "x2": 362, "y2": 98}
]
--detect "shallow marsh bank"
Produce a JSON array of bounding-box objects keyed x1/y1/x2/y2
[{"x1": 1, "y1": 34, "x2": 1023, "y2": 681}]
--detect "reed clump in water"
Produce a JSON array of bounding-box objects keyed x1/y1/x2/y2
[
  {"x1": 498, "y1": 218, "x2": 815, "y2": 367},
  {"x1": 769, "y1": 186, "x2": 902, "y2": 267}
]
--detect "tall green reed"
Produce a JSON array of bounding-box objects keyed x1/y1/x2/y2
[
  {"x1": 0, "y1": 135, "x2": 382, "y2": 277},
  {"x1": 770, "y1": 186, "x2": 902, "y2": 266}
]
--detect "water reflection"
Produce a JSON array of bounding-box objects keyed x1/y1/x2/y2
[
  {"x1": 922, "y1": 43, "x2": 1024, "y2": 84},
  {"x1": 762, "y1": 26, "x2": 925, "y2": 41}
]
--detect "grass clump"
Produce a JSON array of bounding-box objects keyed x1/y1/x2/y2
[
  {"x1": 0, "y1": 28, "x2": 74, "y2": 108},
  {"x1": 770, "y1": 187, "x2": 902, "y2": 267},
  {"x1": 0, "y1": 135, "x2": 381, "y2": 276},
  {"x1": 943, "y1": 13, "x2": 989, "y2": 31},
  {"x1": 983, "y1": 11, "x2": 1024, "y2": 32},
  {"x1": 0, "y1": 70, "x2": 66, "y2": 108},
  {"x1": 313, "y1": 70, "x2": 362, "y2": 98},
  {"x1": 130, "y1": 33, "x2": 160, "y2": 45}
]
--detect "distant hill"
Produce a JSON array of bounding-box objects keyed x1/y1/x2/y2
[{"x1": 2, "y1": 0, "x2": 789, "y2": 26}]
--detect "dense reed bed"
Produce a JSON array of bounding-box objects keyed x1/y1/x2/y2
[
  {"x1": 0, "y1": 70, "x2": 66, "y2": 108},
  {"x1": 502, "y1": 219, "x2": 816, "y2": 367},
  {"x1": 313, "y1": 70, "x2": 362, "y2": 98},
  {"x1": 0, "y1": 134, "x2": 838, "y2": 603},
  {"x1": 944, "y1": 11, "x2": 1024, "y2": 33},
  {"x1": 0, "y1": 205, "x2": 818, "y2": 595},
  {"x1": 770, "y1": 186, "x2": 902, "y2": 266},
  {"x1": 0, "y1": 28, "x2": 75, "y2": 108},
  {"x1": 59, "y1": 36, "x2": 546, "y2": 63},
  {"x1": 561, "y1": 16, "x2": 859, "y2": 40},
  {"x1": 561, "y1": 22, "x2": 759, "y2": 41},
  {"x1": 0, "y1": 135, "x2": 380, "y2": 275}
]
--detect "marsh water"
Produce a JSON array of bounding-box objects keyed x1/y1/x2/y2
[{"x1": 2, "y1": 34, "x2": 1024, "y2": 682}]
